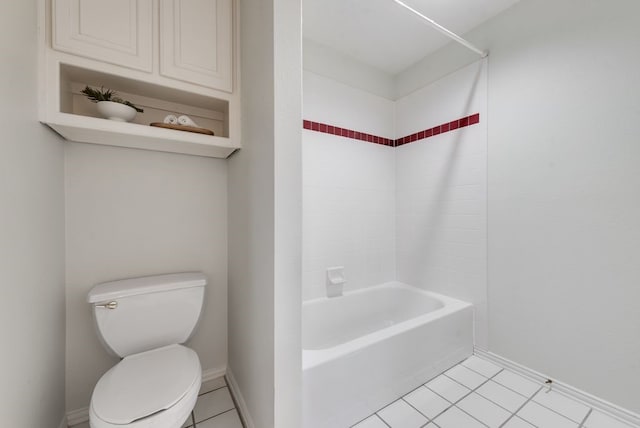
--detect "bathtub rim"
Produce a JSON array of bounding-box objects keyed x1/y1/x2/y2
[{"x1": 302, "y1": 281, "x2": 472, "y2": 370}]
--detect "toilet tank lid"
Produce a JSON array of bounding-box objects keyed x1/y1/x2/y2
[{"x1": 88, "y1": 272, "x2": 206, "y2": 304}]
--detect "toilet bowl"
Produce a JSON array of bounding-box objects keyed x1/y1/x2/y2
[{"x1": 87, "y1": 273, "x2": 207, "y2": 428}]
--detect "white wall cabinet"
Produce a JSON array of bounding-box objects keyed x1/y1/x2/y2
[
  {"x1": 42, "y1": 0, "x2": 240, "y2": 158},
  {"x1": 53, "y1": 0, "x2": 153, "y2": 72},
  {"x1": 52, "y1": 0, "x2": 234, "y2": 92},
  {"x1": 160, "y1": 0, "x2": 233, "y2": 92}
]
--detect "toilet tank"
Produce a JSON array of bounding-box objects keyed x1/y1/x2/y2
[{"x1": 88, "y1": 272, "x2": 206, "y2": 358}]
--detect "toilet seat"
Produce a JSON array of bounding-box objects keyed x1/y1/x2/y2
[{"x1": 90, "y1": 344, "x2": 201, "y2": 428}]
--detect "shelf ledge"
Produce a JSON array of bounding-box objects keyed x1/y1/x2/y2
[{"x1": 44, "y1": 113, "x2": 239, "y2": 158}]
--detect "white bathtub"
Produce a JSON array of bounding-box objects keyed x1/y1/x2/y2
[{"x1": 302, "y1": 281, "x2": 473, "y2": 428}]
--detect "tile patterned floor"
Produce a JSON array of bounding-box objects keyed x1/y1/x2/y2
[
  {"x1": 71, "y1": 376, "x2": 243, "y2": 428},
  {"x1": 351, "y1": 356, "x2": 638, "y2": 428}
]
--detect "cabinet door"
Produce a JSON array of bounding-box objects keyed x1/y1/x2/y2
[
  {"x1": 53, "y1": 0, "x2": 153, "y2": 72},
  {"x1": 160, "y1": 0, "x2": 233, "y2": 92}
]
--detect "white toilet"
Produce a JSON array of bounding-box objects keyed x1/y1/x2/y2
[{"x1": 87, "y1": 272, "x2": 207, "y2": 428}]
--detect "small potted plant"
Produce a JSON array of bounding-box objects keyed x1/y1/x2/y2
[{"x1": 81, "y1": 86, "x2": 144, "y2": 122}]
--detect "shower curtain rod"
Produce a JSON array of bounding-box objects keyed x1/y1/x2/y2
[{"x1": 392, "y1": 0, "x2": 488, "y2": 58}]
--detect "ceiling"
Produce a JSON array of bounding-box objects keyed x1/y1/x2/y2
[{"x1": 303, "y1": 0, "x2": 521, "y2": 75}]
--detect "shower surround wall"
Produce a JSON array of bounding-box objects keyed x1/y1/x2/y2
[
  {"x1": 395, "y1": 61, "x2": 488, "y2": 348},
  {"x1": 302, "y1": 61, "x2": 487, "y2": 345},
  {"x1": 302, "y1": 71, "x2": 396, "y2": 300}
]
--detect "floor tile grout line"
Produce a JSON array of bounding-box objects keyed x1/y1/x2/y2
[
  {"x1": 460, "y1": 361, "x2": 503, "y2": 379},
  {"x1": 198, "y1": 384, "x2": 229, "y2": 397},
  {"x1": 474, "y1": 380, "x2": 535, "y2": 416},
  {"x1": 472, "y1": 354, "x2": 550, "y2": 401},
  {"x1": 188, "y1": 385, "x2": 236, "y2": 426},
  {"x1": 530, "y1": 390, "x2": 592, "y2": 425},
  {"x1": 349, "y1": 413, "x2": 390, "y2": 428},
  {"x1": 442, "y1": 373, "x2": 482, "y2": 392},
  {"x1": 366, "y1": 359, "x2": 470, "y2": 426},
  {"x1": 377, "y1": 356, "x2": 605, "y2": 428},
  {"x1": 430, "y1": 367, "x2": 502, "y2": 409},
  {"x1": 454, "y1": 368, "x2": 504, "y2": 424},
  {"x1": 191, "y1": 407, "x2": 237, "y2": 427},
  {"x1": 364, "y1": 359, "x2": 562, "y2": 428},
  {"x1": 372, "y1": 360, "x2": 478, "y2": 427},
  {"x1": 498, "y1": 386, "x2": 544, "y2": 428},
  {"x1": 400, "y1": 396, "x2": 432, "y2": 424},
  {"x1": 373, "y1": 413, "x2": 392, "y2": 428},
  {"x1": 475, "y1": 354, "x2": 602, "y2": 425},
  {"x1": 444, "y1": 369, "x2": 498, "y2": 427},
  {"x1": 223, "y1": 376, "x2": 247, "y2": 428},
  {"x1": 355, "y1": 356, "x2": 621, "y2": 428},
  {"x1": 490, "y1": 374, "x2": 545, "y2": 400},
  {"x1": 578, "y1": 408, "x2": 593, "y2": 428},
  {"x1": 424, "y1": 367, "x2": 504, "y2": 427},
  {"x1": 452, "y1": 404, "x2": 491, "y2": 427}
]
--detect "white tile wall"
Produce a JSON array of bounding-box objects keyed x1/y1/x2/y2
[
  {"x1": 303, "y1": 71, "x2": 395, "y2": 139},
  {"x1": 395, "y1": 61, "x2": 488, "y2": 349},
  {"x1": 303, "y1": 71, "x2": 396, "y2": 300},
  {"x1": 303, "y1": 63, "x2": 487, "y2": 308}
]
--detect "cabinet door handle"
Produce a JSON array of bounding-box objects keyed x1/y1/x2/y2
[{"x1": 96, "y1": 301, "x2": 118, "y2": 309}]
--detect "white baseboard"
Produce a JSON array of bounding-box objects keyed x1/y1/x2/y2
[
  {"x1": 202, "y1": 365, "x2": 227, "y2": 383},
  {"x1": 66, "y1": 406, "x2": 89, "y2": 427},
  {"x1": 65, "y1": 365, "x2": 229, "y2": 427},
  {"x1": 474, "y1": 347, "x2": 640, "y2": 427},
  {"x1": 58, "y1": 415, "x2": 68, "y2": 428},
  {"x1": 226, "y1": 368, "x2": 255, "y2": 428}
]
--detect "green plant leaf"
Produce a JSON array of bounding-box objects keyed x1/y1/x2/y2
[{"x1": 80, "y1": 86, "x2": 143, "y2": 113}]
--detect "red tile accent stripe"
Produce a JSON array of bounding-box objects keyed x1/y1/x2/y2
[
  {"x1": 303, "y1": 120, "x2": 394, "y2": 146},
  {"x1": 394, "y1": 113, "x2": 480, "y2": 147},
  {"x1": 303, "y1": 113, "x2": 480, "y2": 147}
]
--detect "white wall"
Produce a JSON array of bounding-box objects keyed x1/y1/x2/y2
[
  {"x1": 399, "y1": 0, "x2": 640, "y2": 412},
  {"x1": 64, "y1": 143, "x2": 228, "y2": 413},
  {"x1": 228, "y1": 0, "x2": 302, "y2": 426},
  {"x1": 395, "y1": 61, "x2": 488, "y2": 348},
  {"x1": 273, "y1": 1, "x2": 303, "y2": 424},
  {"x1": 304, "y1": 39, "x2": 395, "y2": 101},
  {"x1": 303, "y1": 72, "x2": 396, "y2": 300},
  {"x1": 0, "y1": 1, "x2": 66, "y2": 426}
]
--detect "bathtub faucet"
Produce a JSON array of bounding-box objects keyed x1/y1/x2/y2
[{"x1": 326, "y1": 266, "x2": 346, "y2": 298}]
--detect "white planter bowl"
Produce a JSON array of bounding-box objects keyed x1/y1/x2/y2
[{"x1": 96, "y1": 101, "x2": 137, "y2": 122}]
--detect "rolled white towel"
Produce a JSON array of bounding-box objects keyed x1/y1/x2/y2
[
  {"x1": 163, "y1": 114, "x2": 178, "y2": 125},
  {"x1": 178, "y1": 115, "x2": 199, "y2": 128}
]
